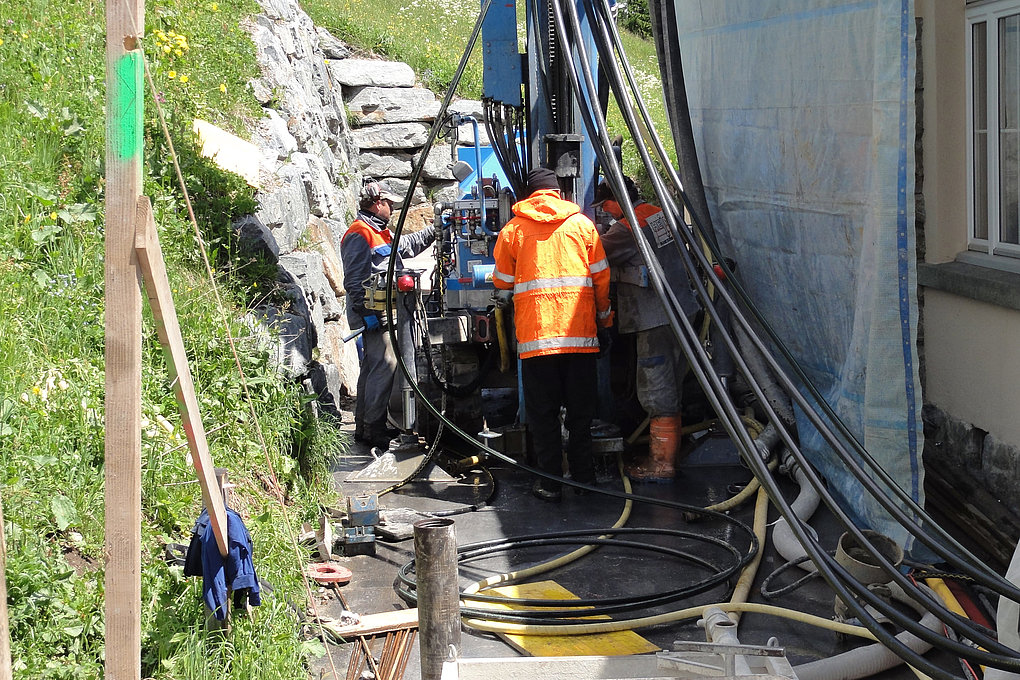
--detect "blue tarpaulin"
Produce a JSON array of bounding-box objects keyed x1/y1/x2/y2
[{"x1": 673, "y1": 0, "x2": 924, "y2": 552}]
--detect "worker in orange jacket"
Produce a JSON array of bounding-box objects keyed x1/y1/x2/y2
[
  {"x1": 594, "y1": 177, "x2": 697, "y2": 481},
  {"x1": 493, "y1": 167, "x2": 614, "y2": 502},
  {"x1": 341, "y1": 181, "x2": 435, "y2": 449}
]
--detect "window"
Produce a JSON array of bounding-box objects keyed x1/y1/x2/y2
[{"x1": 967, "y1": 0, "x2": 1020, "y2": 258}]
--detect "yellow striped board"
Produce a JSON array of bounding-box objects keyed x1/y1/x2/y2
[{"x1": 476, "y1": 580, "x2": 660, "y2": 657}]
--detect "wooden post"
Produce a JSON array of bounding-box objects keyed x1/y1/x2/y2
[
  {"x1": 105, "y1": 0, "x2": 144, "y2": 675},
  {"x1": 0, "y1": 495, "x2": 11, "y2": 680},
  {"x1": 134, "y1": 197, "x2": 228, "y2": 556}
]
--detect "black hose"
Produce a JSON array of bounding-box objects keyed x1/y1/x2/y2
[
  {"x1": 396, "y1": 527, "x2": 746, "y2": 620},
  {"x1": 583, "y1": 0, "x2": 1020, "y2": 623},
  {"x1": 556, "y1": 0, "x2": 1019, "y2": 674},
  {"x1": 759, "y1": 554, "x2": 823, "y2": 600}
]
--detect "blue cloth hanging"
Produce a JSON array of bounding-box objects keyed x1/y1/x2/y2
[{"x1": 184, "y1": 507, "x2": 262, "y2": 620}]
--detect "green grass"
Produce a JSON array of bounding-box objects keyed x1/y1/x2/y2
[
  {"x1": 0, "y1": 0, "x2": 343, "y2": 677},
  {"x1": 0, "y1": 0, "x2": 667, "y2": 674},
  {"x1": 303, "y1": 0, "x2": 486, "y2": 97}
]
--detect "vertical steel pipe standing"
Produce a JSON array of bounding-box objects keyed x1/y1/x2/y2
[{"x1": 414, "y1": 518, "x2": 460, "y2": 680}]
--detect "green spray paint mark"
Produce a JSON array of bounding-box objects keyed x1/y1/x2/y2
[{"x1": 110, "y1": 52, "x2": 143, "y2": 160}]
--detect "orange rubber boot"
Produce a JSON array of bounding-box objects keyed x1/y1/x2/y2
[{"x1": 626, "y1": 415, "x2": 680, "y2": 482}]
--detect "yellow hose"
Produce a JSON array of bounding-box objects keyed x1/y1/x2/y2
[
  {"x1": 463, "y1": 600, "x2": 877, "y2": 639},
  {"x1": 494, "y1": 307, "x2": 510, "y2": 373},
  {"x1": 462, "y1": 456, "x2": 634, "y2": 597},
  {"x1": 727, "y1": 486, "x2": 769, "y2": 625},
  {"x1": 926, "y1": 577, "x2": 987, "y2": 673}
]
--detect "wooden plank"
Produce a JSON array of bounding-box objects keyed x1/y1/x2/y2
[
  {"x1": 0, "y1": 495, "x2": 11, "y2": 680},
  {"x1": 322, "y1": 607, "x2": 419, "y2": 638},
  {"x1": 134, "y1": 197, "x2": 228, "y2": 556},
  {"x1": 105, "y1": 0, "x2": 144, "y2": 675},
  {"x1": 475, "y1": 581, "x2": 660, "y2": 657}
]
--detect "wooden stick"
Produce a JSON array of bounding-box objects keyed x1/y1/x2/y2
[
  {"x1": 105, "y1": 0, "x2": 145, "y2": 674},
  {"x1": 363, "y1": 635, "x2": 382, "y2": 679},
  {"x1": 0, "y1": 494, "x2": 10, "y2": 680},
  {"x1": 395, "y1": 630, "x2": 416, "y2": 680},
  {"x1": 345, "y1": 637, "x2": 362, "y2": 680},
  {"x1": 134, "y1": 197, "x2": 228, "y2": 556}
]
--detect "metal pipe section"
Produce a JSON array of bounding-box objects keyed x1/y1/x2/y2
[{"x1": 414, "y1": 518, "x2": 461, "y2": 680}]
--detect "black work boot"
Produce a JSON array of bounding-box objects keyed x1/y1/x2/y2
[{"x1": 532, "y1": 479, "x2": 562, "y2": 502}]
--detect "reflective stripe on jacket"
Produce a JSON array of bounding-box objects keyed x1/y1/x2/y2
[
  {"x1": 339, "y1": 215, "x2": 434, "y2": 328},
  {"x1": 492, "y1": 189, "x2": 612, "y2": 359}
]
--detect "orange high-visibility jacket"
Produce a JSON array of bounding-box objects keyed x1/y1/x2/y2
[
  {"x1": 601, "y1": 199, "x2": 662, "y2": 230},
  {"x1": 492, "y1": 189, "x2": 613, "y2": 359}
]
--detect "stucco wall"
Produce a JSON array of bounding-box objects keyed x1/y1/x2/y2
[
  {"x1": 916, "y1": 0, "x2": 968, "y2": 263},
  {"x1": 916, "y1": 1, "x2": 1020, "y2": 445},
  {"x1": 924, "y1": 290, "x2": 1020, "y2": 444},
  {"x1": 915, "y1": 1, "x2": 1020, "y2": 514}
]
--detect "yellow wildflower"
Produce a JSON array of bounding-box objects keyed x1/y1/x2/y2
[
  {"x1": 23, "y1": 214, "x2": 31, "y2": 223},
  {"x1": 174, "y1": 48, "x2": 182, "y2": 57},
  {"x1": 50, "y1": 212, "x2": 57, "y2": 220},
  {"x1": 219, "y1": 82, "x2": 227, "y2": 93},
  {"x1": 180, "y1": 75, "x2": 188, "y2": 83},
  {"x1": 163, "y1": 45, "x2": 171, "y2": 53},
  {"x1": 0, "y1": 39, "x2": 4, "y2": 47},
  {"x1": 211, "y1": 2, "x2": 219, "y2": 10},
  {"x1": 169, "y1": 70, "x2": 176, "y2": 79}
]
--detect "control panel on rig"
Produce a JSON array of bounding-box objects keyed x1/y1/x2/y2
[{"x1": 432, "y1": 182, "x2": 515, "y2": 326}]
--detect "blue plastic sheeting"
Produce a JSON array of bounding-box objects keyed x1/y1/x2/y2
[{"x1": 674, "y1": 0, "x2": 924, "y2": 553}]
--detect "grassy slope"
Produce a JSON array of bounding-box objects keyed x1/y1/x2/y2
[
  {"x1": 1, "y1": 0, "x2": 342, "y2": 677},
  {"x1": 0, "y1": 0, "x2": 665, "y2": 674}
]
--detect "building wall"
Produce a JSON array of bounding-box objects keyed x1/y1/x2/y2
[
  {"x1": 924, "y1": 290, "x2": 1020, "y2": 443},
  {"x1": 916, "y1": 0, "x2": 968, "y2": 262},
  {"x1": 916, "y1": 0, "x2": 1020, "y2": 513}
]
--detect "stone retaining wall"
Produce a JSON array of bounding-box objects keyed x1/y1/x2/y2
[{"x1": 226, "y1": 0, "x2": 478, "y2": 415}]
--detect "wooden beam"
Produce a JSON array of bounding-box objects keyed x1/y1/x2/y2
[
  {"x1": 134, "y1": 197, "x2": 229, "y2": 556},
  {"x1": 105, "y1": 0, "x2": 144, "y2": 674},
  {"x1": 0, "y1": 494, "x2": 11, "y2": 680},
  {"x1": 321, "y1": 608, "x2": 419, "y2": 638}
]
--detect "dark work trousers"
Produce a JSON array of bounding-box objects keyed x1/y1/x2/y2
[
  {"x1": 355, "y1": 326, "x2": 397, "y2": 432},
  {"x1": 521, "y1": 353, "x2": 598, "y2": 491}
]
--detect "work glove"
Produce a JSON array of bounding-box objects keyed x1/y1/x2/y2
[
  {"x1": 492, "y1": 289, "x2": 513, "y2": 309},
  {"x1": 363, "y1": 314, "x2": 381, "y2": 331},
  {"x1": 597, "y1": 327, "x2": 613, "y2": 357}
]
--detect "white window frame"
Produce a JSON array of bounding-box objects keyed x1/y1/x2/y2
[{"x1": 966, "y1": 0, "x2": 1020, "y2": 259}]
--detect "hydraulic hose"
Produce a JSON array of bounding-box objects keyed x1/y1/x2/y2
[
  {"x1": 588, "y1": 0, "x2": 1017, "y2": 604},
  {"x1": 727, "y1": 486, "x2": 769, "y2": 626},
  {"x1": 461, "y1": 455, "x2": 634, "y2": 597},
  {"x1": 556, "y1": 0, "x2": 1020, "y2": 672},
  {"x1": 462, "y1": 600, "x2": 879, "y2": 639},
  {"x1": 398, "y1": 529, "x2": 748, "y2": 622},
  {"x1": 579, "y1": 0, "x2": 1020, "y2": 651}
]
